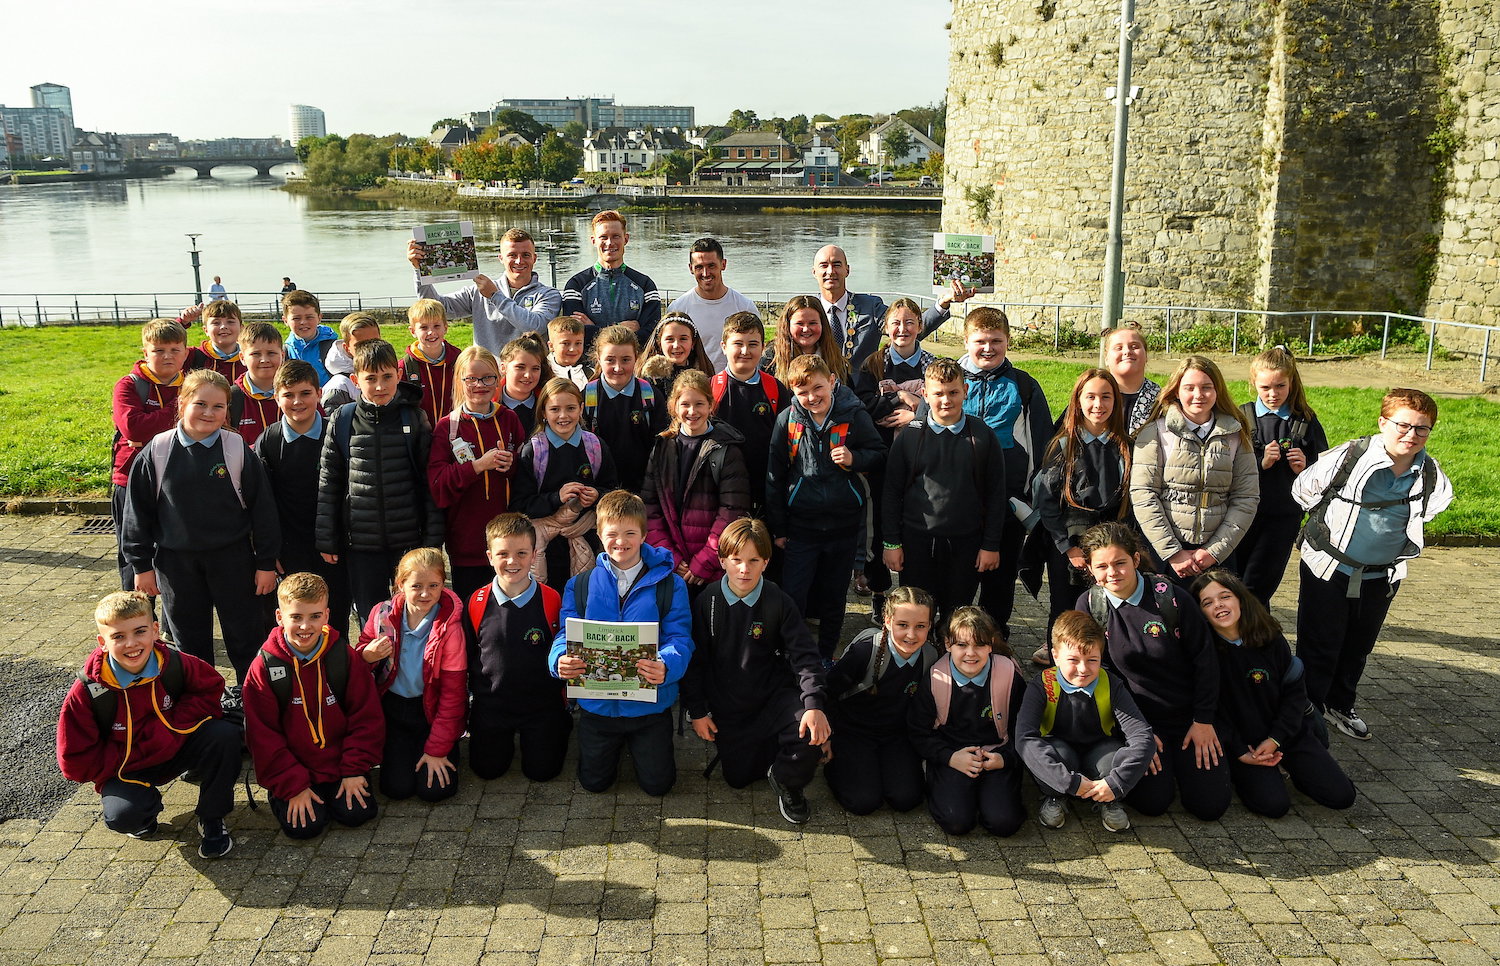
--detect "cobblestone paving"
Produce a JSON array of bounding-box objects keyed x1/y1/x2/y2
[{"x1": 2, "y1": 513, "x2": 1498, "y2": 965}]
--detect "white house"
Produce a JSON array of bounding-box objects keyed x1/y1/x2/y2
[
  {"x1": 582, "y1": 127, "x2": 691, "y2": 173},
  {"x1": 857, "y1": 117, "x2": 940, "y2": 167}
]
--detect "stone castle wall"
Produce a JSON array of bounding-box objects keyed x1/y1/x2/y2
[{"x1": 943, "y1": 0, "x2": 1496, "y2": 345}]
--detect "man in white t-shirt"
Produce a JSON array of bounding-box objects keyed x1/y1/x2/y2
[{"x1": 665, "y1": 237, "x2": 758, "y2": 371}]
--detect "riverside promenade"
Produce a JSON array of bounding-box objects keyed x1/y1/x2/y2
[{"x1": 2, "y1": 512, "x2": 1498, "y2": 965}]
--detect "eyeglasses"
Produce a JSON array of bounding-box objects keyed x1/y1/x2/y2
[
  {"x1": 461, "y1": 375, "x2": 499, "y2": 387},
  {"x1": 1383, "y1": 417, "x2": 1432, "y2": 438}
]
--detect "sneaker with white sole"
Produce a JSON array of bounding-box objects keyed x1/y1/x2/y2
[
  {"x1": 1098, "y1": 802, "x2": 1131, "y2": 832},
  {"x1": 1038, "y1": 795, "x2": 1068, "y2": 829},
  {"x1": 767, "y1": 767, "x2": 810, "y2": 825},
  {"x1": 1325, "y1": 707, "x2": 1371, "y2": 741},
  {"x1": 197, "y1": 818, "x2": 233, "y2": 859},
  {"x1": 126, "y1": 819, "x2": 158, "y2": 839}
]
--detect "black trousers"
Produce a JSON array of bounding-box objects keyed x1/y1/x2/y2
[
  {"x1": 1295, "y1": 563, "x2": 1398, "y2": 714},
  {"x1": 712, "y1": 691, "x2": 822, "y2": 791},
  {"x1": 1042, "y1": 543, "x2": 1093, "y2": 646},
  {"x1": 926, "y1": 755, "x2": 1025, "y2": 837},
  {"x1": 468, "y1": 699, "x2": 573, "y2": 782},
  {"x1": 1030, "y1": 735, "x2": 1127, "y2": 798},
  {"x1": 100, "y1": 719, "x2": 240, "y2": 833},
  {"x1": 976, "y1": 514, "x2": 1025, "y2": 639},
  {"x1": 270, "y1": 776, "x2": 379, "y2": 840},
  {"x1": 1124, "y1": 724, "x2": 1231, "y2": 821},
  {"x1": 1228, "y1": 513, "x2": 1302, "y2": 608},
  {"x1": 379, "y1": 692, "x2": 460, "y2": 802},
  {"x1": 156, "y1": 545, "x2": 271, "y2": 685},
  {"x1": 576, "y1": 709, "x2": 676, "y2": 796},
  {"x1": 781, "y1": 528, "x2": 859, "y2": 660},
  {"x1": 900, "y1": 533, "x2": 982, "y2": 637},
  {"x1": 825, "y1": 729, "x2": 924, "y2": 814},
  {"x1": 346, "y1": 548, "x2": 408, "y2": 629},
  {"x1": 1229, "y1": 716, "x2": 1356, "y2": 817}
]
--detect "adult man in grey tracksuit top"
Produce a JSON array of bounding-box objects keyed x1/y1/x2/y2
[{"x1": 406, "y1": 227, "x2": 560, "y2": 352}]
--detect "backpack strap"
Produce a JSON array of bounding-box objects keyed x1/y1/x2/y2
[
  {"x1": 1087, "y1": 585, "x2": 1109, "y2": 634},
  {"x1": 573, "y1": 567, "x2": 592, "y2": 621},
  {"x1": 930, "y1": 653, "x2": 955, "y2": 728},
  {"x1": 80, "y1": 645, "x2": 185, "y2": 736},
  {"x1": 531, "y1": 436, "x2": 551, "y2": 485},
  {"x1": 711, "y1": 371, "x2": 728, "y2": 407},
  {"x1": 583, "y1": 379, "x2": 599, "y2": 415},
  {"x1": 258, "y1": 635, "x2": 350, "y2": 708},
  {"x1": 988, "y1": 656, "x2": 1021, "y2": 744},
  {"x1": 581, "y1": 430, "x2": 603, "y2": 479},
  {"x1": 540, "y1": 583, "x2": 563, "y2": 635},
  {"x1": 656, "y1": 576, "x2": 675, "y2": 623},
  {"x1": 467, "y1": 585, "x2": 491, "y2": 633},
  {"x1": 762, "y1": 377, "x2": 781, "y2": 412},
  {"x1": 150, "y1": 429, "x2": 246, "y2": 508},
  {"x1": 1239, "y1": 401, "x2": 1261, "y2": 449},
  {"x1": 838, "y1": 628, "x2": 888, "y2": 701},
  {"x1": 1151, "y1": 579, "x2": 1179, "y2": 638},
  {"x1": 638, "y1": 378, "x2": 655, "y2": 409},
  {"x1": 787, "y1": 420, "x2": 805, "y2": 462},
  {"x1": 334, "y1": 402, "x2": 358, "y2": 457}
]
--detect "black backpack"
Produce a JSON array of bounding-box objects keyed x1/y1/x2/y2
[
  {"x1": 572, "y1": 566, "x2": 676, "y2": 622},
  {"x1": 80, "y1": 645, "x2": 185, "y2": 735},
  {"x1": 256, "y1": 641, "x2": 352, "y2": 709},
  {"x1": 1086, "y1": 579, "x2": 1180, "y2": 641}
]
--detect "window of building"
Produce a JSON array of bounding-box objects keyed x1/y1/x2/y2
[{"x1": 753, "y1": 148, "x2": 762, "y2": 159}]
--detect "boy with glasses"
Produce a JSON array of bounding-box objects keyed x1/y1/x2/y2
[{"x1": 1291, "y1": 388, "x2": 1452, "y2": 740}]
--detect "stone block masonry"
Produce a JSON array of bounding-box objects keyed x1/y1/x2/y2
[{"x1": 944, "y1": 0, "x2": 1498, "y2": 340}]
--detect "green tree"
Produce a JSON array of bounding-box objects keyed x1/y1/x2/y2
[
  {"x1": 646, "y1": 150, "x2": 694, "y2": 182},
  {"x1": 561, "y1": 120, "x2": 586, "y2": 141},
  {"x1": 302, "y1": 134, "x2": 387, "y2": 189},
  {"x1": 836, "y1": 117, "x2": 873, "y2": 166},
  {"x1": 537, "y1": 132, "x2": 582, "y2": 182},
  {"x1": 897, "y1": 99, "x2": 946, "y2": 147},
  {"x1": 430, "y1": 117, "x2": 465, "y2": 132},
  {"x1": 882, "y1": 126, "x2": 913, "y2": 168},
  {"x1": 922, "y1": 151, "x2": 944, "y2": 180},
  {"x1": 491, "y1": 109, "x2": 547, "y2": 143},
  {"x1": 727, "y1": 108, "x2": 759, "y2": 130}
]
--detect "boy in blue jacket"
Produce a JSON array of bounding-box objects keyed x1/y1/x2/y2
[
  {"x1": 549, "y1": 490, "x2": 693, "y2": 795},
  {"x1": 766, "y1": 354, "x2": 886, "y2": 660}
]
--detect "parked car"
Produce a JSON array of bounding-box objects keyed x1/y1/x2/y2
[{"x1": 918, "y1": 175, "x2": 936, "y2": 187}]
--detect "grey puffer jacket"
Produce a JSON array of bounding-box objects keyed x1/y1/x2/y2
[
  {"x1": 1130, "y1": 407, "x2": 1259, "y2": 562},
  {"x1": 316, "y1": 382, "x2": 444, "y2": 556}
]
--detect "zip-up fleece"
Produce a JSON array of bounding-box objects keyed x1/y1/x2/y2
[
  {"x1": 57, "y1": 643, "x2": 225, "y2": 791},
  {"x1": 242, "y1": 628, "x2": 385, "y2": 802},
  {"x1": 357, "y1": 589, "x2": 468, "y2": 757}
]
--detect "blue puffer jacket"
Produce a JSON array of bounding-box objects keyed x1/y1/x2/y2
[
  {"x1": 547, "y1": 542, "x2": 693, "y2": 718},
  {"x1": 960, "y1": 357, "x2": 1053, "y2": 498}
]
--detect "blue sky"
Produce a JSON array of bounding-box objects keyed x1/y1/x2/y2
[{"x1": 3, "y1": 0, "x2": 951, "y2": 140}]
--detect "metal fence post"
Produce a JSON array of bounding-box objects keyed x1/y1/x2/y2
[
  {"x1": 73, "y1": 298, "x2": 80, "y2": 323},
  {"x1": 1482, "y1": 329, "x2": 1491, "y2": 383},
  {"x1": 1054, "y1": 304, "x2": 1061, "y2": 350},
  {"x1": 35, "y1": 297, "x2": 43, "y2": 326},
  {"x1": 1426, "y1": 321, "x2": 1437, "y2": 370},
  {"x1": 153, "y1": 296, "x2": 160, "y2": 318},
  {"x1": 1381, "y1": 314, "x2": 1391, "y2": 359},
  {"x1": 1164, "y1": 308, "x2": 1172, "y2": 356},
  {"x1": 1231, "y1": 311, "x2": 1239, "y2": 355},
  {"x1": 114, "y1": 297, "x2": 121, "y2": 325},
  {"x1": 1307, "y1": 315, "x2": 1316, "y2": 356}
]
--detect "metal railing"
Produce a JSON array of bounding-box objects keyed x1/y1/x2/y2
[{"x1": 4, "y1": 287, "x2": 1494, "y2": 382}]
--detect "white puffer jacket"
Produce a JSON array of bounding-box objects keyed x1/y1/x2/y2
[{"x1": 1130, "y1": 407, "x2": 1260, "y2": 562}]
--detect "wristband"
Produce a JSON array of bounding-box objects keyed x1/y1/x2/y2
[{"x1": 882, "y1": 542, "x2": 902, "y2": 551}]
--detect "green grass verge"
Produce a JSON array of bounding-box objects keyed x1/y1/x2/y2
[{"x1": 0, "y1": 324, "x2": 1492, "y2": 537}]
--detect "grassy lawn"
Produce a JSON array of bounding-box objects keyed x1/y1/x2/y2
[{"x1": 1, "y1": 323, "x2": 1492, "y2": 537}]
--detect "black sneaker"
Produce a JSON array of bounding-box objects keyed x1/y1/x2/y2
[
  {"x1": 766, "y1": 766, "x2": 810, "y2": 825},
  {"x1": 197, "y1": 818, "x2": 233, "y2": 859},
  {"x1": 126, "y1": 819, "x2": 158, "y2": 839},
  {"x1": 220, "y1": 685, "x2": 243, "y2": 714},
  {"x1": 1325, "y1": 707, "x2": 1371, "y2": 741}
]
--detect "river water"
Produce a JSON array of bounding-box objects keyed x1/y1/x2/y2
[{"x1": 0, "y1": 172, "x2": 941, "y2": 319}]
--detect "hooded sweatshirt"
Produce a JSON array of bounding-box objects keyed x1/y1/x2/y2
[
  {"x1": 766, "y1": 382, "x2": 885, "y2": 537},
  {"x1": 242, "y1": 627, "x2": 385, "y2": 801},
  {"x1": 57, "y1": 643, "x2": 225, "y2": 791}
]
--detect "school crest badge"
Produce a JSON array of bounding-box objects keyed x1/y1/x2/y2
[
  {"x1": 749, "y1": 622, "x2": 765, "y2": 639},
  {"x1": 981, "y1": 704, "x2": 994, "y2": 720},
  {"x1": 525, "y1": 627, "x2": 544, "y2": 647},
  {"x1": 160, "y1": 694, "x2": 174, "y2": 710},
  {"x1": 578, "y1": 465, "x2": 593, "y2": 479},
  {"x1": 1247, "y1": 667, "x2": 1269, "y2": 685},
  {"x1": 904, "y1": 681, "x2": 918, "y2": 696},
  {"x1": 1143, "y1": 620, "x2": 1167, "y2": 638},
  {"x1": 630, "y1": 411, "x2": 643, "y2": 425},
  {"x1": 753, "y1": 402, "x2": 771, "y2": 417},
  {"x1": 212, "y1": 463, "x2": 228, "y2": 480}
]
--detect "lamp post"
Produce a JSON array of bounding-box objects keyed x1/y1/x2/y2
[
  {"x1": 186, "y1": 233, "x2": 204, "y2": 305},
  {"x1": 1101, "y1": 0, "x2": 1140, "y2": 332}
]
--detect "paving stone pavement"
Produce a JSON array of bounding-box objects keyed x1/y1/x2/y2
[{"x1": 2, "y1": 512, "x2": 1498, "y2": 965}]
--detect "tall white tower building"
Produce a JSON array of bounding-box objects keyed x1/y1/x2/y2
[{"x1": 288, "y1": 104, "x2": 327, "y2": 144}]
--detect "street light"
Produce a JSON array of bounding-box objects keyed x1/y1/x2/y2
[
  {"x1": 1101, "y1": 0, "x2": 1141, "y2": 332},
  {"x1": 186, "y1": 233, "x2": 204, "y2": 305}
]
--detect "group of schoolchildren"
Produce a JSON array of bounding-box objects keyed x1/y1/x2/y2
[{"x1": 61, "y1": 231, "x2": 1453, "y2": 859}]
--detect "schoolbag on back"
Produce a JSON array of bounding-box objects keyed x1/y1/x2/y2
[
  {"x1": 929, "y1": 652, "x2": 1022, "y2": 745},
  {"x1": 148, "y1": 428, "x2": 246, "y2": 508},
  {"x1": 838, "y1": 628, "x2": 938, "y2": 701},
  {"x1": 80, "y1": 644, "x2": 186, "y2": 736},
  {"x1": 258, "y1": 639, "x2": 351, "y2": 710},
  {"x1": 572, "y1": 565, "x2": 675, "y2": 623},
  {"x1": 1087, "y1": 580, "x2": 1179, "y2": 640}
]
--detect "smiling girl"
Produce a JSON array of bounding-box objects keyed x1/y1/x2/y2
[
  {"x1": 497, "y1": 334, "x2": 553, "y2": 435},
  {"x1": 640, "y1": 370, "x2": 751, "y2": 593},
  {"x1": 358, "y1": 547, "x2": 468, "y2": 803},
  {"x1": 1130, "y1": 355, "x2": 1259, "y2": 580},
  {"x1": 769, "y1": 296, "x2": 850, "y2": 385}
]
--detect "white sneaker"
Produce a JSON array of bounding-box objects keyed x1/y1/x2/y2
[
  {"x1": 1038, "y1": 795, "x2": 1067, "y2": 829},
  {"x1": 1325, "y1": 707, "x2": 1371, "y2": 741}
]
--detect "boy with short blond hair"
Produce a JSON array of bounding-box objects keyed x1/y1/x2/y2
[
  {"x1": 321, "y1": 312, "x2": 381, "y2": 410},
  {"x1": 548, "y1": 491, "x2": 693, "y2": 795},
  {"x1": 243, "y1": 573, "x2": 384, "y2": 839},
  {"x1": 1016, "y1": 610, "x2": 1154, "y2": 832},
  {"x1": 57, "y1": 591, "x2": 240, "y2": 857},
  {"x1": 464, "y1": 513, "x2": 571, "y2": 781},
  {"x1": 766, "y1": 354, "x2": 885, "y2": 659},
  {"x1": 959, "y1": 308, "x2": 1052, "y2": 639},
  {"x1": 111, "y1": 319, "x2": 191, "y2": 590},
  {"x1": 188, "y1": 299, "x2": 247, "y2": 380},
  {"x1": 229, "y1": 321, "x2": 285, "y2": 446},
  {"x1": 883, "y1": 357, "x2": 1009, "y2": 631},
  {"x1": 403, "y1": 298, "x2": 462, "y2": 425},
  {"x1": 547, "y1": 316, "x2": 589, "y2": 388},
  {"x1": 560, "y1": 209, "x2": 662, "y2": 344},
  {"x1": 712, "y1": 311, "x2": 785, "y2": 514},
  {"x1": 282, "y1": 290, "x2": 339, "y2": 386},
  {"x1": 317, "y1": 339, "x2": 443, "y2": 623}
]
